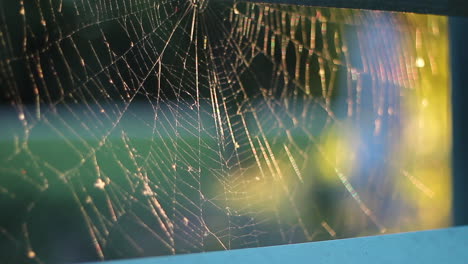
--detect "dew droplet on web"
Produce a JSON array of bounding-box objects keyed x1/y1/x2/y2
[
  {"x1": 422, "y1": 98, "x2": 429, "y2": 107},
  {"x1": 94, "y1": 178, "x2": 106, "y2": 190},
  {"x1": 416, "y1": 57, "x2": 425, "y2": 68}
]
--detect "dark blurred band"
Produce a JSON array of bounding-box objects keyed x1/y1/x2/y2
[{"x1": 246, "y1": 0, "x2": 468, "y2": 16}]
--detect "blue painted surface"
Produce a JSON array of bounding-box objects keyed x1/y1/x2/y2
[{"x1": 87, "y1": 226, "x2": 468, "y2": 264}]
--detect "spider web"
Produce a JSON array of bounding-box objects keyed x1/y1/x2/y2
[{"x1": 0, "y1": 0, "x2": 450, "y2": 263}]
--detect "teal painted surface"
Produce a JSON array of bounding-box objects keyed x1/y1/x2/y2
[{"x1": 87, "y1": 226, "x2": 468, "y2": 264}]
